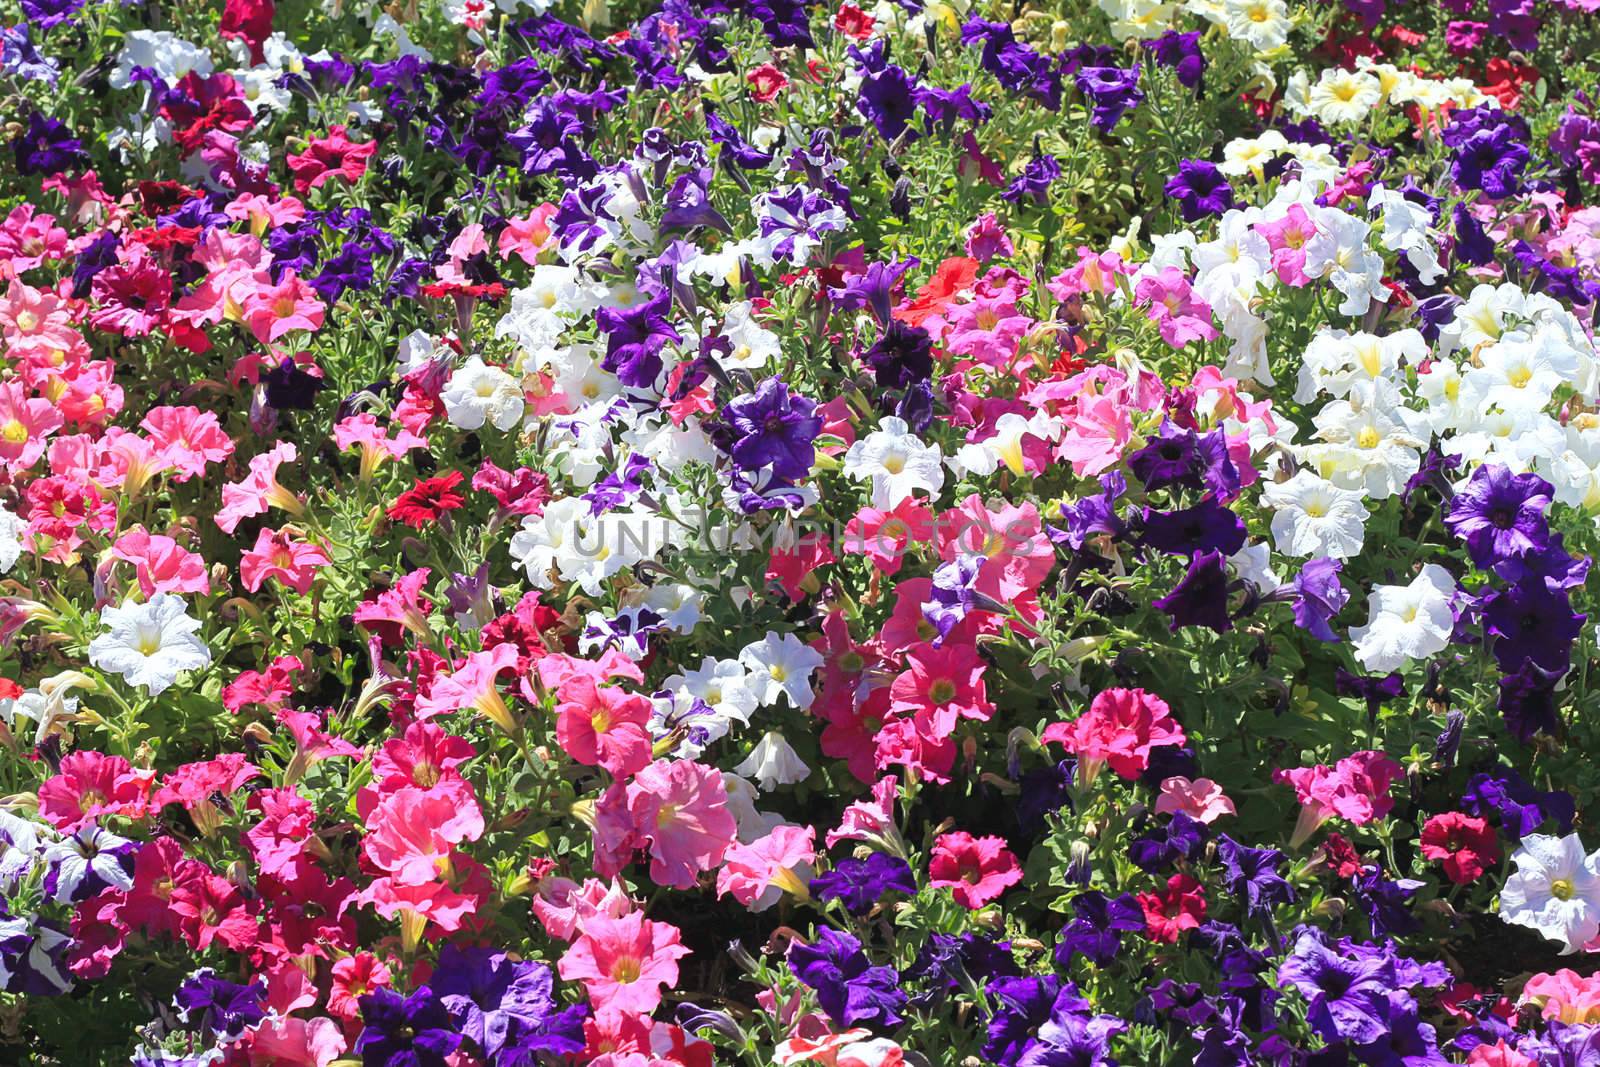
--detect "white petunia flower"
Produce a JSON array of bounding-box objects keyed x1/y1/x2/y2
[
  {"x1": 1221, "y1": 0, "x2": 1290, "y2": 52},
  {"x1": 1306, "y1": 69, "x2": 1383, "y2": 125},
  {"x1": 88, "y1": 594, "x2": 211, "y2": 696},
  {"x1": 0, "y1": 811, "x2": 40, "y2": 890},
  {"x1": 664, "y1": 656, "x2": 760, "y2": 726},
  {"x1": 442, "y1": 357, "x2": 525, "y2": 432},
  {"x1": 739, "y1": 633, "x2": 825, "y2": 711},
  {"x1": 1304, "y1": 208, "x2": 1389, "y2": 317},
  {"x1": 1348, "y1": 564, "x2": 1456, "y2": 673},
  {"x1": 1296, "y1": 328, "x2": 1424, "y2": 403},
  {"x1": 1500, "y1": 834, "x2": 1600, "y2": 955},
  {"x1": 721, "y1": 773, "x2": 789, "y2": 844},
  {"x1": 734, "y1": 730, "x2": 811, "y2": 791},
  {"x1": 843, "y1": 417, "x2": 945, "y2": 509},
  {"x1": 1309, "y1": 380, "x2": 1429, "y2": 499},
  {"x1": 0, "y1": 505, "x2": 22, "y2": 574},
  {"x1": 1229, "y1": 542, "x2": 1282, "y2": 593},
  {"x1": 111, "y1": 31, "x2": 213, "y2": 90},
  {"x1": 1261, "y1": 470, "x2": 1368, "y2": 558}
]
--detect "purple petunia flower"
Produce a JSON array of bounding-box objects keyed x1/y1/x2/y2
[
  {"x1": 986, "y1": 975, "x2": 1075, "y2": 1066},
  {"x1": 1142, "y1": 31, "x2": 1205, "y2": 89},
  {"x1": 922, "y1": 554, "x2": 1000, "y2": 642},
  {"x1": 830, "y1": 257, "x2": 919, "y2": 328},
  {"x1": 1054, "y1": 891, "x2": 1147, "y2": 968},
  {"x1": 12, "y1": 111, "x2": 87, "y2": 176},
  {"x1": 1462, "y1": 767, "x2": 1574, "y2": 840},
  {"x1": 716, "y1": 377, "x2": 822, "y2": 483},
  {"x1": 788, "y1": 927, "x2": 907, "y2": 1029},
  {"x1": 356, "y1": 987, "x2": 463, "y2": 1067},
  {"x1": 429, "y1": 945, "x2": 586, "y2": 1061},
  {"x1": 1444, "y1": 463, "x2": 1553, "y2": 568},
  {"x1": 1154, "y1": 550, "x2": 1234, "y2": 633},
  {"x1": 1002, "y1": 154, "x2": 1061, "y2": 204},
  {"x1": 1287, "y1": 556, "x2": 1349, "y2": 642},
  {"x1": 1075, "y1": 66, "x2": 1144, "y2": 133},
  {"x1": 810, "y1": 854, "x2": 916, "y2": 914},
  {"x1": 1164, "y1": 160, "x2": 1234, "y2": 222},
  {"x1": 1277, "y1": 930, "x2": 1394, "y2": 1045},
  {"x1": 595, "y1": 291, "x2": 681, "y2": 389},
  {"x1": 1215, "y1": 835, "x2": 1295, "y2": 918},
  {"x1": 1140, "y1": 500, "x2": 1247, "y2": 557},
  {"x1": 0, "y1": 25, "x2": 57, "y2": 85},
  {"x1": 173, "y1": 969, "x2": 267, "y2": 1041},
  {"x1": 1482, "y1": 579, "x2": 1584, "y2": 674}
]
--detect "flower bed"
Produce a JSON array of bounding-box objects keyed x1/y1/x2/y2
[{"x1": 2, "y1": 0, "x2": 1600, "y2": 1064}]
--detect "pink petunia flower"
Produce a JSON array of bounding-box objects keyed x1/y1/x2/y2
[
  {"x1": 153, "y1": 753, "x2": 258, "y2": 836},
  {"x1": 414, "y1": 643, "x2": 521, "y2": 735},
  {"x1": 242, "y1": 271, "x2": 325, "y2": 343},
  {"x1": 222, "y1": 654, "x2": 305, "y2": 715},
  {"x1": 498, "y1": 203, "x2": 558, "y2": 265},
  {"x1": 353, "y1": 568, "x2": 434, "y2": 646},
  {"x1": 716, "y1": 824, "x2": 816, "y2": 910},
  {"x1": 555, "y1": 678, "x2": 655, "y2": 779},
  {"x1": 559, "y1": 912, "x2": 692, "y2": 1016},
  {"x1": 826, "y1": 775, "x2": 903, "y2": 852},
  {"x1": 1273, "y1": 750, "x2": 1403, "y2": 847},
  {"x1": 332, "y1": 413, "x2": 427, "y2": 480},
  {"x1": 1041, "y1": 687, "x2": 1187, "y2": 787},
  {"x1": 594, "y1": 759, "x2": 738, "y2": 891},
  {"x1": 1133, "y1": 268, "x2": 1219, "y2": 349},
  {"x1": 532, "y1": 876, "x2": 635, "y2": 942},
  {"x1": 217, "y1": 442, "x2": 304, "y2": 534},
  {"x1": 362, "y1": 779, "x2": 485, "y2": 885},
  {"x1": 140, "y1": 405, "x2": 236, "y2": 481},
  {"x1": 110, "y1": 528, "x2": 210, "y2": 598},
  {"x1": 37, "y1": 751, "x2": 155, "y2": 830},
  {"x1": 1154, "y1": 776, "x2": 1237, "y2": 824},
  {"x1": 0, "y1": 380, "x2": 63, "y2": 473},
  {"x1": 239, "y1": 527, "x2": 332, "y2": 594}
]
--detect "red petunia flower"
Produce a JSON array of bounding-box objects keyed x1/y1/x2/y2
[
  {"x1": 1138, "y1": 873, "x2": 1207, "y2": 943},
  {"x1": 387, "y1": 471, "x2": 467, "y2": 527},
  {"x1": 1420, "y1": 812, "x2": 1501, "y2": 885}
]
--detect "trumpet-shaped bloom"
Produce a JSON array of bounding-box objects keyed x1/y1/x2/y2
[
  {"x1": 558, "y1": 912, "x2": 690, "y2": 1016},
  {"x1": 88, "y1": 593, "x2": 212, "y2": 696}
]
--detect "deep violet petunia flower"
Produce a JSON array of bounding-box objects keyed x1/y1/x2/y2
[
  {"x1": 1002, "y1": 154, "x2": 1061, "y2": 204},
  {"x1": 1444, "y1": 463, "x2": 1553, "y2": 568},
  {"x1": 809, "y1": 853, "x2": 916, "y2": 914},
  {"x1": 787, "y1": 927, "x2": 907, "y2": 1029},
  {"x1": 1215, "y1": 835, "x2": 1296, "y2": 918},
  {"x1": 356, "y1": 987, "x2": 463, "y2": 1067},
  {"x1": 715, "y1": 377, "x2": 823, "y2": 483},
  {"x1": 1164, "y1": 160, "x2": 1234, "y2": 222},
  {"x1": 172, "y1": 969, "x2": 267, "y2": 1041},
  {"x1": 1154, "y1": 550, "x2": 1234, "y2": 633},
  {"x1": 595, "y1": 291, "x2": 681, "y2": 389},
  {"x1": 1482, "y1": 580, "x2": 1584, "y2": 674},
  {"x1": 428, "y1": 945, "x2": 584, "y2": 1060},
  {"x1": 1054, "y1": 891, "x2": 1147, "y2": 968},
  {"x1": 1140, "y1": 500, "x2": 1247, "y2": 557},
  {"x1": 1143, "y1": 31, "x2": 1205, "y2": 89}
]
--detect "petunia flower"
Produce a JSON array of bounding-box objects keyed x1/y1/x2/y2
[
  {"x1": 238, "y1": 526, "x2": 330, "y2": 595},
  {"x1": 558, "y1": 912, "x2": 690, "y2": 1016},
  {"x1": 716, "y1": 824, "x2": 816, "y2": 910},
  {"x1": 87, "y1": 593, "x2": 212, "y2": 696},
  {"x1": 928, "y1": 831, "x2": 1022, "y2": 909}
]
